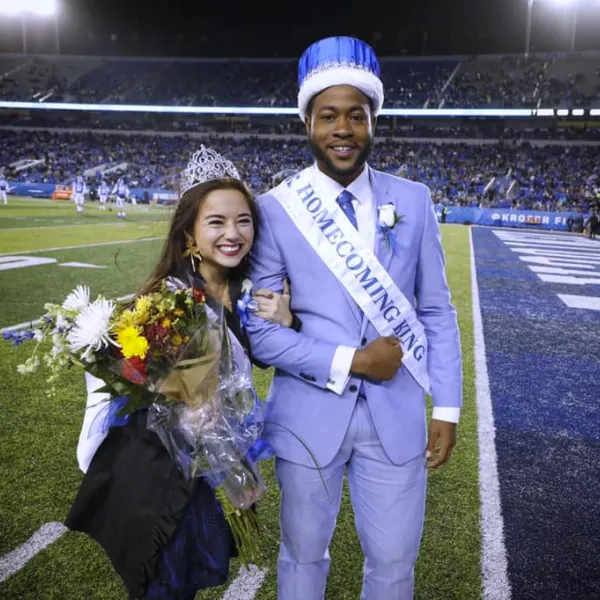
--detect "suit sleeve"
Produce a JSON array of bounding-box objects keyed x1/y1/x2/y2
[
  {"x1": 415, "y1": 185, "x2": 463, "y2": 414},
  {"x1": 245, "y1": 197, "x2": 339, "y2": 389}
]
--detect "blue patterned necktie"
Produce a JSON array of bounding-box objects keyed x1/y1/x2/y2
[
  {"x1": 336, "y1": 190, "x2": 358, "y2": 229},
  {"x1": 336, "y1": 190, "x2": 367, "y2": 399}
]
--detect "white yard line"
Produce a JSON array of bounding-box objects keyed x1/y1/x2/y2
[
  {"x1": 3, "y1": 222, "x2": 161, "y2": 232},
  {"x1": 0, "y1": 523, "x2": 68, "y2": 583},
  {"x1": 469, "y1": 227, "x2": 512, "y2": 600},
  {"x1": 0, "y1": 236, "x2": 162, "y2": 257},
  {"x1": 221, "y1": 565, "x2": 268, "y2": 600}
]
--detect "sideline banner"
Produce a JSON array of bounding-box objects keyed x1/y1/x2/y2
[{"x1": 435, "y1": 206, "x2": 590, "y2": 231}]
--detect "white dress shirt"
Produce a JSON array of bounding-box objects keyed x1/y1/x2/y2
[{"x1": 314, "y1": 164, "x2": 460, "y2": 424}]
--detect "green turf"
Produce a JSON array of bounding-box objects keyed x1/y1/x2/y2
[
  {"x1": 0, "y1": 198, "x2": 170, "y2": 253},
  {"x1": 0, "y1": 200, "x2": 481, "y2": 600}
]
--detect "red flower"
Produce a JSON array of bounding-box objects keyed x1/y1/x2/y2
[
  {"x1": 193, "y1": 288, "x2": 206, "y2": 304},
  {"x1": 145, "y1": 324, "x2": 169, "y2": 343},
  {"x1": 122, "y1": 356, "x2": 147, "y2": 384}
]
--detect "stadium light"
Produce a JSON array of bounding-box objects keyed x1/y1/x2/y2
[
  {"x1": 525, "y1": 0, "x2": 579, "y2": 56},
  {"x1": 0, "y1": 0, "x2": 59, "y2": 54}
]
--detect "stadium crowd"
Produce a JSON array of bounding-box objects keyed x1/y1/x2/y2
[
  {"x1": 1, "y1": 52, "x2": 599, "y2": 108},
  {"x1": 1, "y1": 129, "x2": 598, "y2": 213}
]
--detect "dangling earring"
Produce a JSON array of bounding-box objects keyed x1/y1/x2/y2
[{"x1": 183, "y1": 232, "x2": 202, "y2": 272}]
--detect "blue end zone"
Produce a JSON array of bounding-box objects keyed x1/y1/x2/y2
[{"x1": 472, "y1": 227, "x2": 600, "y2": 599}]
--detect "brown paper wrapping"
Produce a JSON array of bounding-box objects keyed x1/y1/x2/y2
[{"x1": 158, "y1": 351, "x2": 220, "y2": 406}]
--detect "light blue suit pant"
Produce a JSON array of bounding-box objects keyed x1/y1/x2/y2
[{"x1": 275, "y1": 397, "x2": 428, "y2": 600}]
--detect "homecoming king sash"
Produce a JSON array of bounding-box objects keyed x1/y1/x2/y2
[{"x1": 275, "y1": 167, "x2": 430, "y2": 394}]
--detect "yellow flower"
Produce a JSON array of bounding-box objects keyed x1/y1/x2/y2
[
  {"x1": 116, "y1": 326, "x2": 149, "y2": 359},
  {"x1": 173, "y1": 309, "x2": 184, "y2": 317},
  {"x1": 134, "y1": 296, "x2": 152, "y2": 324},
  {"x1": 113, "y1": 309, "x2": 139, "y2": 333},
  {"x1": 162, "y1": 318, "x2": 172, "y2": 328},
  {"x1": 172, "y1": 334, "x2": 183, "y2": 346}
]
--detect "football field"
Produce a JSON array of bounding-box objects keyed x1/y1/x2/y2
[{"x1": 3, "y1": 197, "x2": 596, "y2": 599}]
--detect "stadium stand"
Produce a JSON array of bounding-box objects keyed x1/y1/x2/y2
[
  {"x1": 1, "y1": 52, "x2": 599, "y2": 214},
  {"x1": 0, "y1": 129, "x2": 598, "y2": 213},
  {"x1": 1, "y1": 52, "x2": 599, "y2": 108}
]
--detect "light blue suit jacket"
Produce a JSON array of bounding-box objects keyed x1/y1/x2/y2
[{"x1": 246, "y1": 166, "x2": 462, "y2": 468}]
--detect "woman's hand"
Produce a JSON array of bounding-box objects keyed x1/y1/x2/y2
[{"x1": 253, "y1": 279, "x2": 293, "y2": 327}]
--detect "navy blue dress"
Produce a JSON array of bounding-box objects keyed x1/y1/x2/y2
[{"x1": 66, "y1": 408, "x2": 236, "y2": 600}]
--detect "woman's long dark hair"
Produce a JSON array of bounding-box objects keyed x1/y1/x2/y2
[{"x1": 138, "y1": 177, "x2": 259, "y2": 297}]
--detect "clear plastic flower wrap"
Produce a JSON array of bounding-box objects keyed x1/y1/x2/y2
[{"x1": 143, "y1": 300, "x2": 269, "y2": 510}]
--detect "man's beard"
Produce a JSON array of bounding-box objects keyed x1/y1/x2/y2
[{"x1": 308, "y1": 137, "x2": 374, "y2": 181}]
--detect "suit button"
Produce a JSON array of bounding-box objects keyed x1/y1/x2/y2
[
  {"x1": 349, "y1": 384, "x2": 358, "y2": 393},
  {"x1": 361, "y1": 337, "x2": 367, "y2": 346}
]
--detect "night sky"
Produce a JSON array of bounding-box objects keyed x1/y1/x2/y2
[{"x1": 0, "y1": 0, "x2": 599, "y2": 57}]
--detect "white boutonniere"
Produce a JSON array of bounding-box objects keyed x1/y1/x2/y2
[{"x1": 377, "y1": 203, "x2": 404, "y2": 252}]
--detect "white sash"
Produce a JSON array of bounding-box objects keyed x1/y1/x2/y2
[{"x1": 274, "y1": 167, "x2": 430, "y2": 393}]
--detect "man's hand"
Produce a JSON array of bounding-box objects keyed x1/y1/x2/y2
[
  {"x1": 350, "y1": 336, "x2": 403, "y2": 381},
  {"x1": 426, "y1": 419, "x2": 457, "y2": 469}
]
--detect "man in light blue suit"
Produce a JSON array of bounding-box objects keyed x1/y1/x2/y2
[{"x1": 246, "y1": 36, "x2": 462, "y2": 600}]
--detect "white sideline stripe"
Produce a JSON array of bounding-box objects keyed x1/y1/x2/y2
[
  {"x1": 221, "y1": 565, "x2": 268, "y2": 600},
  {"x1": 469, "y1": 228, "x2": 512, "y2": 600},
  {"x1": 0, "y1": 236, "x2": 162, "y2": 257},
  {"x1": 1, "y1": 294, "x2": 134, "y2": 333},
  {"x1": 5, "y1": 222, "x2": 141, "y2": 232},
  {"x1": 0, "y1": 522, "x2": 68, "y2": 583}
]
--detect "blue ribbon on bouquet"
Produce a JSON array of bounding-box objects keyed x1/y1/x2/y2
[
  {"x1": 88, "y1": 395, "x2": 132, "y2": 438},
  {"x1": 243, "y1": 392, "x2": 275, "y2": 463}
]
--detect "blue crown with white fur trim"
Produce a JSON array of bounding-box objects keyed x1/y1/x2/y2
[{"x1": 297, "y1": 36, "x2": 384, "y2": 121}]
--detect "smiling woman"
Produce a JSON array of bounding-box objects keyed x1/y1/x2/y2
[
  {"x1": 192, "y1": 187, "x2": 256, "y2": 289},
  {"x1": 138, "y1": 176, "x2": 259, "y2": 311}
]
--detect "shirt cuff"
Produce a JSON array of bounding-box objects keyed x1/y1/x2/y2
[
  {"x1": 326, "y1": 345, "x2": 356, "y2": 395},
  {"x1": 431, "y1": 407, "x2": 461, "y2": 423}
]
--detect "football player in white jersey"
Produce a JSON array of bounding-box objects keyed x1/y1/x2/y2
[
  {"x1": 72, "y1": 175, "x2": 87, "y2": 213},
  {"x1": 98, "y1": 179, "x2": 109, "y2": 211},
  {"x1": 0, "y1": 173, "x2": 8, "y2": 205},
  {"x1": 112, "y1": 176, "x2": 129, "y2": 219}
]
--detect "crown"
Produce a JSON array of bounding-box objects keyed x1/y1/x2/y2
[
  {"x1": 180, "y1": 145, "x2": 241, "y2": 197},
  {"x1": 297, "y1": 36, "x2": 384, "y2": 121}
]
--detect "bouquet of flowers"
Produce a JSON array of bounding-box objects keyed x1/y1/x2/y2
[{"x1": 4, "y1": 278, "x2": 270, "y2": 565}]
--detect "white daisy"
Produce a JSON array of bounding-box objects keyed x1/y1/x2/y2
[
  {"x1": 68, "y1": 298, "x2": 118, "y2": 362},
  {"x1": 62, "y1": 285, "x2": 91, "y2": 312}
]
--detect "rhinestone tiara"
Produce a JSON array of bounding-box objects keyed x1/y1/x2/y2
[{"x1": 180, "y1": 145, "x2": 241, "y2": 197}]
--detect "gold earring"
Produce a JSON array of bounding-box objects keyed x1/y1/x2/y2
[{"x1": 183, "y1": 232, "x2": 202, "y2": 272}]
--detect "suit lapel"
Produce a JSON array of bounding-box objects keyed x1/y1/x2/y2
[
  {"x1": 360, "y1": 168, "x2": 394, "y2": 337},
  {"x1": 371, "y1": 168, "x2": 395, "y2": 274}
]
